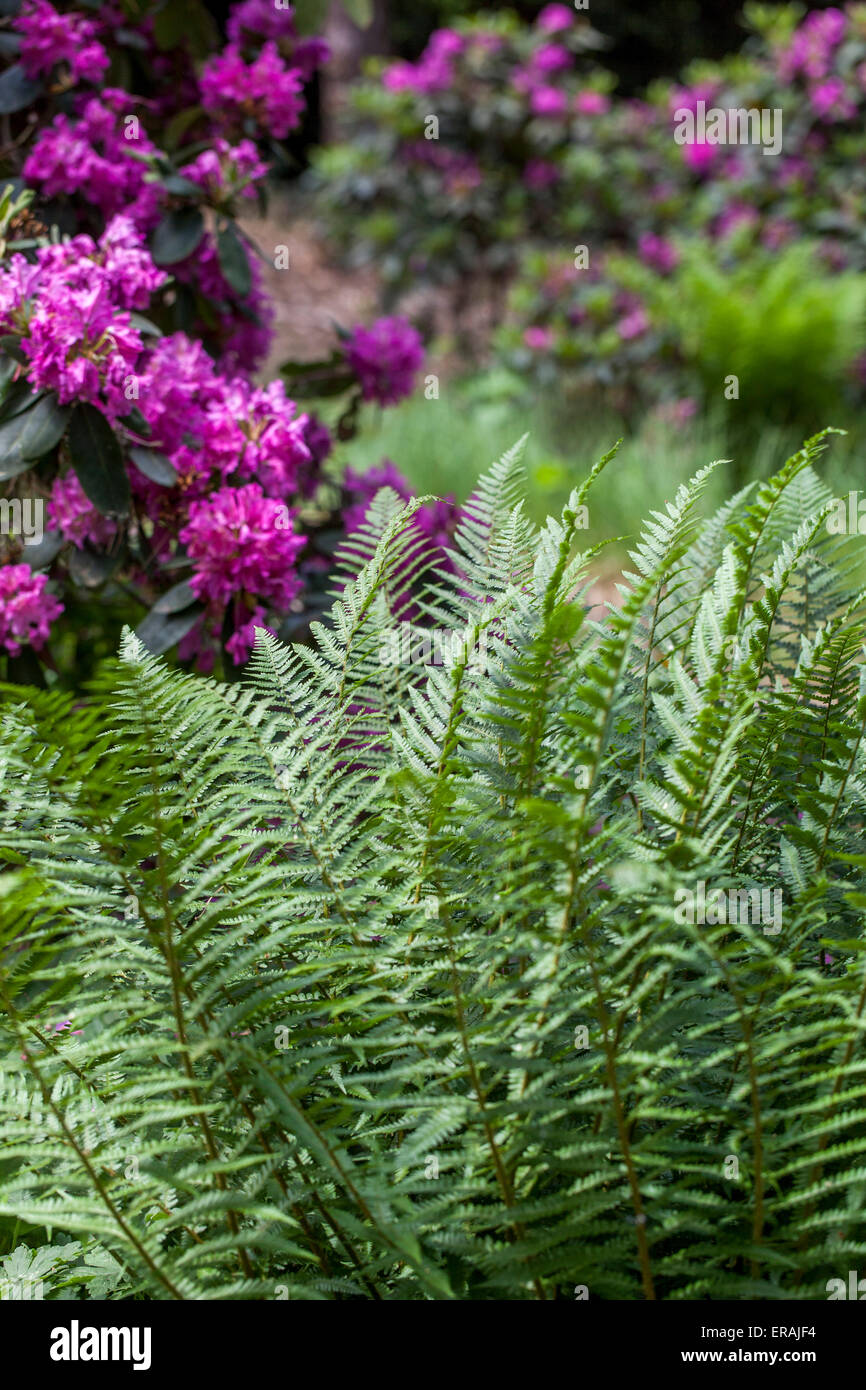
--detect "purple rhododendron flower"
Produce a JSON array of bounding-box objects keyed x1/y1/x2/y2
[
  {"x1": 225, "y1": 604, "x2": 274, "y2": 664},
  {"x1": 0, "y1": 565, "x2": 63, "y2": 656},
  {"x1": 200, "y1": 41, "x2": 305, "y2": 139},
  {"x1": 531, "y1": 43, "x2": 571, "y2": 74},
  {"x1": 536, "y1": 4, "x2": 573, "y2": 32},
  {"x1": 809, "y1": 76, "x2": 855, "y2": 120},
  {"x1": 227, "y1": 0, "x2": 297, "y2": 45},
  {"x1": 134, "y1": 332, "x2": 223, "y2": 455},
  {"x1": 23, "y1": 92, "x2": 163, "y2": 227},
  {"x1": 346, "y1": 317, "x2": 424, "y2": 407},
  {"x1": 383, "y1": 28, "x2": 463, "y2": 93},
  {"x1": 637, "y1": 233, "x2": 678, "y2": 273},
  {"x1": 575, "y1": 90, "x2": 610, "y2": 115},
  {"x1": 0, "y1": 221, "x2": 158, "y2": 418},
  {"x1": 16, "y1": 0, "x2": 109, "y2": 84},
  {"x1": 179, "y1": 139, "x2": 270, "y2": 201},
  {"x1": 48, "y1": 472, "x2": 118, "y2": 550},
  {"x1": 524, "y1": 325, "x2": 555, "y2": 351},
  {"x1": 179, "y1": 483, "x2": 304, "y2": 611},
  {"x1": 778, "y1": 7, "x2": 847, "y2": 82},
  {"x1": 616, "y1": 307, "x2": 649, "y2": 340},
  {"x1": 530, "y1": 86, "x2": 569, "y2": 117},
  {"x1": 523, "y1": 157, "x2": 560, "y2": 189}
]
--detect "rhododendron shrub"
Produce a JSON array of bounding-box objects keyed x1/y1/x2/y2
[
  {"x1": 318, "y1": 2, "x2": 866, "y2": 415},
  {"x1": 312, "y1": 6, "x2": 614, "y2": 315},
  {"x1": 0, "y1": 1, "x2": 428, "y2": 683},
  {"x1": 501, "y1": 3, "x2": 866, "y2": 409}
]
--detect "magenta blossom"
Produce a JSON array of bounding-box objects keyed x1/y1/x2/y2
[
  {"x1": 0, "y1": 565, "x2": 63, "y2": 656},
  {"x1": 179, "y1": 139, "x2": 270, "y2": 202},
  {"x1": 778, "y1": 7, "x2": 847, "y2": 82},
  {"x1": 0, "y1": 226, "x2": 155, "y2": 418},
  {"x1": 524, "y1": 325, "x2": 555, "y2": 351},
  {"x1": 523, "y1": 157, "x2": 560, "y2": 189},
  {"x1": 616, "y1": 308, "x2": 650, "y2": 341},
  {"x1": 225, "y1": 604, "x2": 274, "y2": 664},
  {"x1": 531, "y1": 43, "x2": 571, "y2": 74},
  {"x1": 536, "y1": 3, "x2": 573, "y2": 32},
  {"x1": 637, "y1": 233, "x2": 678, "y2": 274},
  {"x1": 384, "y1": 28, "x2": 463, "y2": 94},
  {"x1": 23, "y1": 92, "x2": 163, "y2": 228},
  {"x1": 343, "y1": 462, "x2": 413, "y2": 535},
  {"x1": 809, "y1": 77, "x2": 856, "y2": 120},
  {"x1": 179, "y1": 483, "x2": 304, "y2": 611},
  {"x1": 530, "y1": 86, "x2": 569, "y2": 117},
  {"x1": 48, "y1": 472, "x2": 118, "y2": 550},
  {"x1": 346, "y1": 317, "x2": 424, "y2": 407},
  {"x1": 16, "y1": 0, "x2": 109, "y2": 84},
  {"x1": 575, "y1": 91, "x2": 610, "y2": 115},
  {"x1": 227, "y1": 0, "x2": 297, "y2": 44},
  {"x1": 200, "y1": 41, "x2": 305, "y2": 140}
]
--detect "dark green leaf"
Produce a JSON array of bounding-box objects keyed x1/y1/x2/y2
[
  {"x1": 0, "y1": 380, "x2": 46, "y2": 421},
  {"x1": 5, "y1": 644, "x2": 45, "y2": 687},
  {"x1": 136, "y1": 603, "x2": 202, "y2": 656},
  {"x1": 163, "y1": 104, "x2": 205, "y2": 151},
  {"x1": 161, "y1": 174, "x2": 205, "y2": 199},
  {"x1": 153, "y1": 0, "x2": 217, "y2": 56},
  {"x1": 152, "y1": 579, "x2": 197, "y2": 615},
  {"x1": 129, "y1": 313, "x2": 162, "y2": 337},
  {"x1": 128, "y1": 446, "x2": 176, "y2": 486},
  {"x1": 150, "y1": 208, "x2": 204, "y2": 266},
  {"x1": 0, "y1": 393, "x2": 70, "y2": 479},
  {"x1": 67, "y1": 403, "x2": 130, "y2": 517},
  {"x1": 216, "y1": 221, "x2": 252, "y2": 298},
  {"x1": 0, "y1": 63, "x2": 40, "y2": 114},
  {"x1": 68, "y1": 545, "x2": 120, "y2": 589},
  {"x1": 22, "y1": 529, "x2": 63, "y2": 571},
  {"x1": 0, "y1": 334, "x2": 27, "y2": 365}
]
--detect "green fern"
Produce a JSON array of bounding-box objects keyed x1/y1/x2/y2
[{"x1": 1, "y1": 434, "x2": 866, "y2": 1300}]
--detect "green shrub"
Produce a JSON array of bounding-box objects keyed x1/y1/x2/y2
[
  {"x1": 621, "y1": 242, "x2": 866, "y2": 437},
  {"x1": 2, "y1": 430, "x2": 866, "y2": 1299}
]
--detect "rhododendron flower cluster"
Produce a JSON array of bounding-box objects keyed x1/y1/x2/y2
[
  {"x1": 181, "y1": 485, "x2": 304, "y2": 612},
  {"x1": 179, "y1": 485, "x2": 304, "y2": 664},
  {"x1": 319, "y1": 8, "x2": 615, "y2": 299},
  {"x1": 47, "y1": 472, "x2": 117, "y2": 551},
  {"x1": 0, "y1": 565, "x2": 63, "y2": 657},
  {"x1": 200, "y1": 42, "x2": 306, "y2": 141},
  {"x1": 226, "y1": 0, "x2": 330, "y2": 78},
  {"x1": 17, "y1": 0, "x2": 108, "y2": 85},
  {"x1": 346, "y1": 318, "x2": 425, "y2": 407},
  {"x1": 0, "y1": 217, "x2": 162, "y2": 415},
  {"x1": 0, "y1": 0, "x2": 430, "y2": 676},
  {"x1": 384, "y1": 29, "x2": 465, "y2": 94},
  {"x1": 179, "y1": 140, "x2": 270, "y2": 204},
  {"x1": 24, "y1": 91, "x2": 163, "y2": 227},
  {"x1": 777, "y1": 7, "x2": 847, "y2": 82}
]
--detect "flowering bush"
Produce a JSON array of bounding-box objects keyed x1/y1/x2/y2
[
  {"x1": 0, "y1": 1, "x2": 429, "y2": 683},
  {"x1": 498, "y1": 3, "x2": 866, "y2": 411},
  {"x1": 317, "y1": 2, "x2": 866, "y2": 420},
  {"x1": 312, "y1": 6, "x2": 615, "y2": 307},
  {"x1": 498, "y1": 236, "x2": 866, "y2": 436}
]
